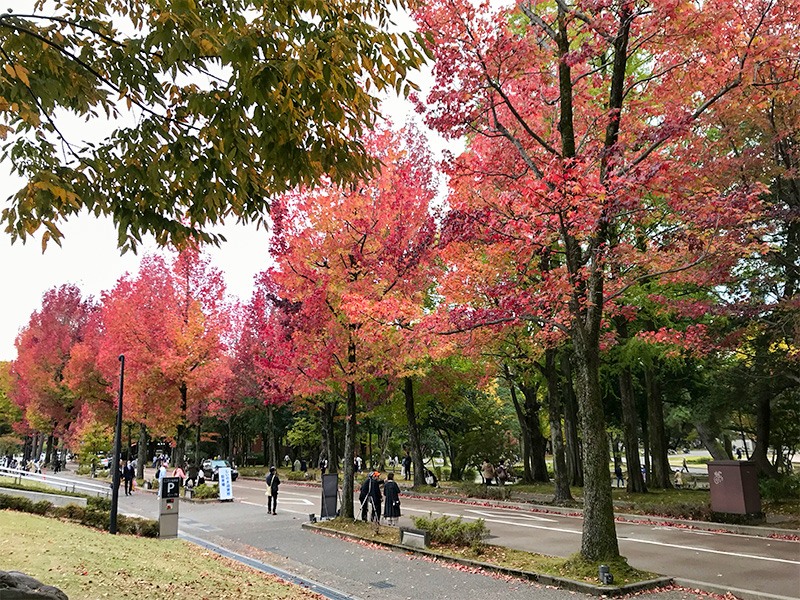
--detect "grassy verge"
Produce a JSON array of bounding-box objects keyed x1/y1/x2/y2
[
  {"x1": 315, "y1": 518, "x2": 658, "y2": 586},
  {"x1": 2, "y1": 512, "x2": 324, "y2": 600}
]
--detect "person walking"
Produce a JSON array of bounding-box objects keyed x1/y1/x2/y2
[
  {"x1": 383, "y1": 473, "x2": 401, "y2": 526},
  {"x1": 172, "y1": 464, "x2": 186, "y2": 486},
  {"x1": 197, "y1": 467, "x2": 205, "y2": 487},
  {"x1": 681, "y1": 457, "x2": 690, "y2": 473},
  {"x1": 265, "y1": 466, "x2": 280, "y2": 515},
  {"x1": 614, "y1": 464, "x2": 625, "y2": 488},
  {"x1": 122, "y1": 460, "x2": 135, "y2": 496},
  {"x1": 482, "y1": 460, "x2": 495, "y2": 486}
]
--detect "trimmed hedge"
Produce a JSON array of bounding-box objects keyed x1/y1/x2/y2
[
  {"x1": 192, "y1": 483, "x2": 219, "y2": 499},
  {"x1": 0, "y1": 492, "x2": 158, "y2": 537},
  {"x1": 411, "y1": 514, "x2": 487, "y2": 550},
  {"x1": 459, "y1": 483, "x2": 513, "y2": 500}
]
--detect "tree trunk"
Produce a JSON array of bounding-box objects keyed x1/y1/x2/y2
[
  {"x1": 45, "y1": 434, "x2": 54, "y2": 467},
  {"x1": 751, "y1": 393, "x2": 778, "y2": 477},
  {"x1": 572, "y1": 333, "x2": 620, "y2": 561},
  {"x1": 404, "y1": 376, "x2": 426, "y2": 488},
  {"x1": 693, "y1": 422, "x2": 728, "y2": 460},
  {"x1": 614, "y1": 318, "x2": 646, "y2": 493},
  {"x1": 194, "y1": 421, "x2": 202, "y2": 466},
  {"x1": 323, "y1": 399, "x2": 338, "y2": 474},
  {"x1": 378, "y1": 425, "x2": 391, "y2": 471},
  {"x1": 176, "y1": 383, "x2": 189, "y2": 467},
  {"x1": 644, "y1": 365, "x2": 672, "y2": 489},
  {"x1": 543, "y1": 349, "x2": 573, "y2": 503},
  {"x1": 560, "y1": 352, "x2": 584, "y2": 487},
  {"x1": 505, "y1": 365, "x2": 534, "y2": 483},
  {"x1": 136, "y1": 423, "x2": 147, "y2": 479},
  {"x1": 619, "y1": 369, "x2": 647, "y2": 493},
  {"x1": 34, "y1": 433, "x2": 45, "y2": 461},
  {"x1": 519, "y1": 382, "x2": 549, "y2": 482},
  {"x1": 227, "y1": 419, "x2": 234, "y2": 464},
  {"x1": 267, "y1": 405, "x2": 278, "y2": 469},
  {"x1": 341, "y1": 379, "x2": 358, "y2": 518}
]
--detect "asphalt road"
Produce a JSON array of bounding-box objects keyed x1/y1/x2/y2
[{"x1": 97, "y1": 476, "x2": 799, "y2": 600}]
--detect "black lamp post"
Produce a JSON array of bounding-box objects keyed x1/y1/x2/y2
[{"x1": 109, "y1": 354, "x2": 125, "y2": 534}]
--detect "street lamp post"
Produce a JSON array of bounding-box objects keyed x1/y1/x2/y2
[{"x1": 109, "y1": 354, "x2": 125, "y2": 534}]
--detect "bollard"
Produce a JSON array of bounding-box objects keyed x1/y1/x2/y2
[{"x1": 599, "y1": 564, "x2": 613, "y2": 585}]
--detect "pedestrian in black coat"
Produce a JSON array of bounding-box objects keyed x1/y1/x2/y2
[
  {"x1": 359, "y1": 471, "x2": 383, "y2": 523},
  {"x1": 122, "y1": 460, "x2": 135, "y2": 495},
  {"x1": 383, "y1": 472, "x2": 401, "y2": 526},
  {"x1": 265, "y1": 466, "x2": 281, "y2": 514}
]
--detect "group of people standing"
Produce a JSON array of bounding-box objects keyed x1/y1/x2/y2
[
  {"x1": 359, "y1": 471, "x2": 402, "y2": 526},
  {"x1": 481, "y1": 460, "x2": 513, "y2": 486}
]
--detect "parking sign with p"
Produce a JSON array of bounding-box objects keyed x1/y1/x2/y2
[{"x1": 161, "y1": 477, "x2": 181, "y2": 498}]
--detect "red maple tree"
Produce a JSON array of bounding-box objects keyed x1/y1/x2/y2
[
  {"x1": 255, "y1": 126, "x2": 439, "y2": 517},
  {"x1": 11, "y1": 284, "x2": 96, "y2": 462},
  {"x1": 416, "y1": 0, "x2": 798, "y2": 560}
]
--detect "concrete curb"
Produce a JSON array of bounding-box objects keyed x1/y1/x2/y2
[
  {"x1": 0, "y1": 487, "x2": 87, "y2": 507},
  {"x1": 180, "y1": 532, "x2": 362, "y2": 600},
  {"x1": 673, "y1": 579, "x2": 800, "y2": 600},
  {"x1": 301, "y1": 522, "x2": 672, "y2": 597}
]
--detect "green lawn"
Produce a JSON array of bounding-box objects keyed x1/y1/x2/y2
[{"x1": 1, "y1": 512, "x2": 324, "y2": 600}]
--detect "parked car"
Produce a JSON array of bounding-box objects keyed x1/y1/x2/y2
[{"x1": 202, "y1": 458, "x2": 238, "y2": 481}]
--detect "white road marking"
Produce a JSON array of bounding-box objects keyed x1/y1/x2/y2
[
  {"x1": 240, "y1": 497, "x2": 313, "y2": 506},
  {"x1": 466, "y1": 509, "x2": 557, "y2": 522},
  {"x1": 402, "y1": 506, "x2": 581, "y2": 535},
  {"x1": 619, "y1": 537, "x2": 800, "y2": 565},
  {"x1": 238, "y1": 501, "x2": 309, "y2": 516}
]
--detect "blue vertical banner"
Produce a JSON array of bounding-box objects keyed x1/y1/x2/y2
[{"x1": 218, "y1": 467, "x2": 233, "y2": 500}]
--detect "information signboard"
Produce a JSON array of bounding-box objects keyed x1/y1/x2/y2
[{"x1": 218, "y1": 467, "x2": 233, "y2": 500}]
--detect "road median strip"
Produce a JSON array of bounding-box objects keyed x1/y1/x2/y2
[{"x1": 301, "y1": 521, "x2": 672, "y2": 597}]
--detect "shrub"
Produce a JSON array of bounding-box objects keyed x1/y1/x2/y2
[
  {"x1": 462, "y1": 467, "x2": 477, "y2": 482},
  {"x1": 76, "y1": 465, "x2": 91, "y2": 475},
  {"x1": 411, "y1": 514, "x2": 487, "y2": 550},
  {"x1": 0, "y1": 492, "x2": 159, "y2": 537},
  {"x1": 433, "y1": 467, "x2": 451, "y2": 481},
  {"x1": 759, "y1": 473, "x2": 800, "y2": 502},
  {"x1": 0, "y1": 494, "x2": 35, "y2": 512},
  {"x1": 192, "y1": 483, "x2": 219, "y2": 499},
  {"x1": 639, "y1": 502, "x2": 713, "y2": 521},
  {"x1": 87, "y1": 496, "x2": 111, "y2": 511},
  {"x1": 32, "y1": 500, "x2": 52, "y2": 515},
  {"x1": 239, "y1": 467, "x2": 268, "y2": 478},
  {"x1": 459, "y1": 483, "x2": 512, "y2": 500},
  {"x1": 117, "y1": 514, "x2": 159, "y2": 537},
  {"x1": 287, "y1": 471, "x2": 308, "y2": 481}
]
